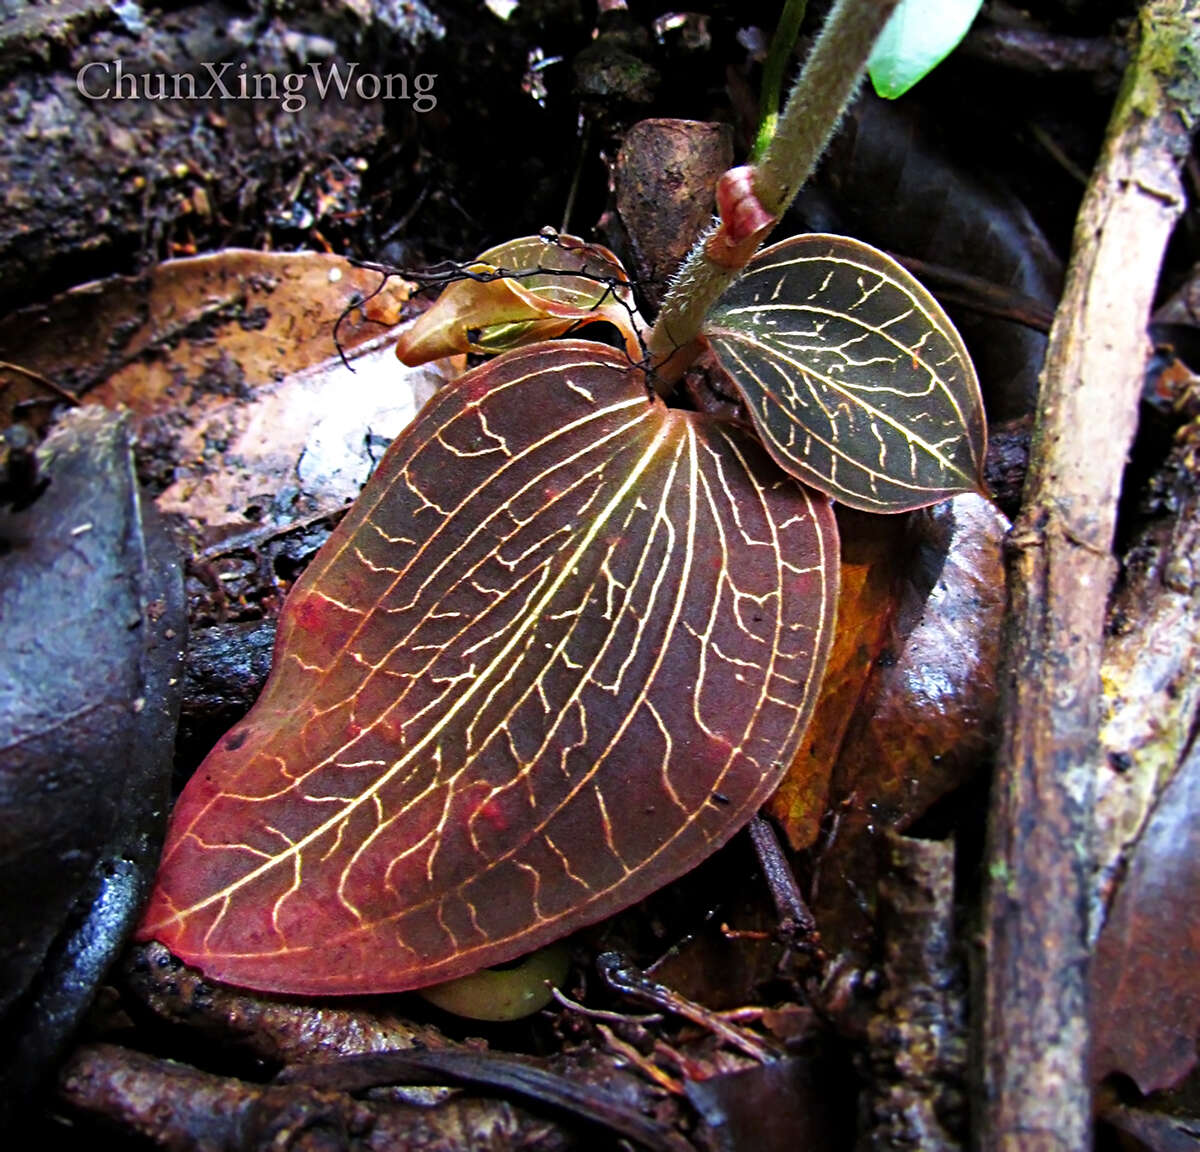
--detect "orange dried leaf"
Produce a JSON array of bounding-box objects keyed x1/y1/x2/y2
[
  {"x1": 767, "y1": 508, "x2": 906, "y2": 849},
  {"x1": 811, "y1": 493, "x2": 1008, "y2": 958}
]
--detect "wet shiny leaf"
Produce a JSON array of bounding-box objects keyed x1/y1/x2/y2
[
  {"x1": 0, "y1": 408, "x2": 185, "y2": 1113},
  {"x1": 705, "y1": 235, "x2": 987, "y2": 512},
  {"x1": 687, "y1": 1054, "x2": 847, "y2": 1151},
  {"x1": 138, "y1": 341, "x2": 838, "y2": 994},
  {"x1": 809, "y1": 493, "x2": 1007, "y2": 958},
  {"x1": 767, "y1": 508, "x2": 906, "y2": 849}
]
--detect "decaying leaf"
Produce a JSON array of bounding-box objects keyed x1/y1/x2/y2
[
  {"x1": 1092, "y1": 738, "x2": 1200, "y2": 1095},
  {"x1": 809, "y1": 493, "x2": 1007, "y2": 958},
  {"x1": 1100, "y1": 1100, "x2": 1200, "y2": 1152},
  {"x1": 138, "y1": 340, "x2": 838, "y2": 994},
  {"x1": 704, "y1": 234, "x2": 987, "y2": 512},
  {"x1": 685, "y1": 1054, "x2": 846, "y2": 1152},
  {"x1": 395, "y1": 234, "x2": 641, "y2": 364},
  {"x1": 0, "y1": 250, "x2": 449, "y2": 542},
  {"x1": 0, "y1": 250, "x2": 414, "y2": 424},
  {"x1": 1089, "y1": 440, "x2": 1200, "y2": 1096}
]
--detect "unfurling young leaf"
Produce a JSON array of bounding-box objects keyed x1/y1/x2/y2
[
  {"x1": 867, "y1": 0, "x2": 986, "y2": 99},
  {"x1": 703, "y1": 234, "x2": 986, "y2": 512},
  {"x1": 138, "y1": 341, "x2": 838, "y2": 994},
  {"x1": 395, "y1": 234, "x2": 642, "y2": 365}
]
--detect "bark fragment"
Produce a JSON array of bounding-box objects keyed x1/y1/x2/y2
[
  {"x1": 58, "y1": 1042, "x2": 573, "y2": 1152},
  {"x1": 857, "y1": 833, "x2": 966, "y2": 1152}
]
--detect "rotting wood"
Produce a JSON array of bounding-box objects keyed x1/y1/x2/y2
[
  {"x1": 977, "y1": 3, "x2": 1200, "y2": 1150},
  {"x1": 1090, "y1": 429, "x2": 1200, "y2": 1096},
  {"x1": 58, "y1": 1042, "x2": 575, "y2": 1152},
  {"x1": 1094, "y1": 431, "x2": 1200, "y2": 926},
  {"x1": 859, "y1": 833, "x2": 965, "y2": 1152}
]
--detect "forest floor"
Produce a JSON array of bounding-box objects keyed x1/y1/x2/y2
[{"x1": 1, "y1": 1, "x2": 1198, "y2": 1149}]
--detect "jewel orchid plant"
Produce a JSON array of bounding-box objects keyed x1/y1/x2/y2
[{"x1": 136, "y1": 0, "x2": 986, "y2": 997}]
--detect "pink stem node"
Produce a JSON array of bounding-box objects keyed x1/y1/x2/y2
[{"x1": 706, "y1": 167, "x2": 777, "y2": 269}]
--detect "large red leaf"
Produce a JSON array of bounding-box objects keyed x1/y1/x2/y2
[{"x1": 138, "y1": 341, "x2": 838, "y2": 994}]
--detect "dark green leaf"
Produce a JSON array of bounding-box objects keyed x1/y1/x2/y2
[{"x1": 705, "y1": 234, "x2": 987, "y2": 512}]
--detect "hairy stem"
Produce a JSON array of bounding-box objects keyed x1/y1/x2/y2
[
  {"x1": 646, "y1": 0, "x2": 900, "y2": 383},
  {"x1": 753, "y1": 0, "x2": 899, "y2": 215}
]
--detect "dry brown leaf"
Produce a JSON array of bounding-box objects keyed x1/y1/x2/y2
[{"x1": 0, "y1": 250, "x2": 455, "y2": 540}]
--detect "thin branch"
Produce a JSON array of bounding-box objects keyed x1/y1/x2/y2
[
  {"x1": 747, "y1": 813, "x2": 818, "y2": 944},
  {"x1": 278, "y1": 1047, "x2": 694, "y2": 1152},
  {"x1": 596, "y1": 951, "x2": 778, "y2": 1063},
  {"x1": 977, "y1": 4, "x2": 1200, "y2": 1150},
  {"x1": 752, "y1": 0, "x2": 899, "y2": 217},
  {"x1": 0, "y1": 358, "x2": 79, "y2": 406}
]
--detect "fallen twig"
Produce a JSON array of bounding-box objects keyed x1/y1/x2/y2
[
  {"x1": 278, "y1": 1047, "x2": 694, "y2": 1152},
  {"x1": 597, "y1": 951, "x2": 778, "y2": 1064},
  {"x1": 977, "y1": 4, "x2": 1200, "y2": 1149}
]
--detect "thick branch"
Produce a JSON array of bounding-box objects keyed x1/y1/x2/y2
[{"x1": 978, "y1": 4, "x2": 1200, "y2": 1151}]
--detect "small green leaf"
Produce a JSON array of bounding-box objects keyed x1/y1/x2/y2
[
  {"x1": 867, "y1": 0, "x2": 985, "y2": 99},
  {"x1": 704, "y1": 234, "x2": 986, "y2": 513}
]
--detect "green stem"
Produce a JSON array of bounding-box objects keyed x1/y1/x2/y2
[
  {"x1": 646, "y1": 0, "x2": 900, "y2": 382},
  {"x1": 751, "y1": 0, "x2": 809, "y2": 163}
]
